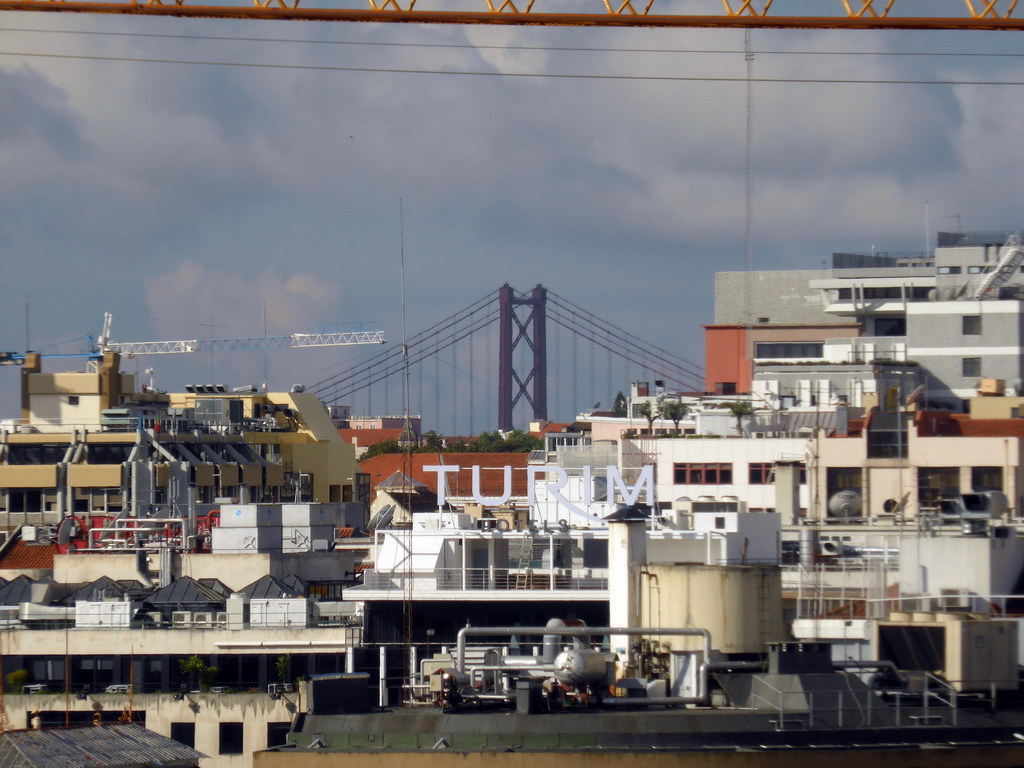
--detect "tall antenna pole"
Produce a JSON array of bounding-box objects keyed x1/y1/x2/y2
[
  {"x1": 399, "y1": 199, "x2": 414, "y2": 450},
  {"x1": 742, "y1": 29, "x2": 755, "y2": 391}
]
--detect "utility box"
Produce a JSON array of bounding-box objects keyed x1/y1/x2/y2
[
  {"x1": 876, "y1": 612, "x2": 1018, "y2": 692},
  {"x1": 979, "y1": 378, "x2": 1006, "y2": 396}
]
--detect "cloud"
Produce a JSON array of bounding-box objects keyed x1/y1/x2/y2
[{"x1": 143, "y1": 260, "x2": 340, "y2": 337}]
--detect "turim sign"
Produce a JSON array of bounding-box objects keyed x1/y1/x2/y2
[{"x1": 422, "y1": 464, "x2": 655, "y2": 519}]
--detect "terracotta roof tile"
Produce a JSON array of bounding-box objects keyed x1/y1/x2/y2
[
  {"x1": 360, "y1": 453, "x2": 530, "y2": 501},
  {"x1": 338, "y1": 428, "x2": 406, "y2": 447},
  {"x1": 0, "y1": 540, "x2": 56, "y2": 570}
]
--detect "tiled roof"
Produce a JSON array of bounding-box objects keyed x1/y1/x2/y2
[
  {"x1": 914, "y1": 411, "x2": 1024, "y2": 438},
  {"x1": 360, "y1": 453, "x2": 530, "y2": 500},
  {"x1": 0, "y1": 540, "x2": 57, "y2": 571},
  {"x1": 531, "y1": 422, "x2": 573, "y2": 436},
  {"x1": 338, "y1": 428, "x2": 406, "y2": 447}
]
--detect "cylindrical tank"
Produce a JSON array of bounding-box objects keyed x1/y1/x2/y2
[
  {"x1": 799, "y1": 527, "x2": 819, "y2": 570},
  {"x1": 553, "y1": 649, "x2": 606, "y2": 687}
]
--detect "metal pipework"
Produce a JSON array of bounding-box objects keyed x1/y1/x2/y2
[
  {"x1": 456, "y1": 626, "x2": 712, "y2": 674},
  {"x1": 834, "y1": 659, "x2": 907, "y2": 687},
  {"x1": 456, "y1": 626, "x2": 714, "y2": 704}
]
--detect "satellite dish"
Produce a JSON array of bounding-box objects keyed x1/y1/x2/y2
[
  {"x1": 56, "y1": 517, "x2": 76, "y2": 549},
  {"x1": 827, "y1": 490, "x2": 862, "y2": 518}
]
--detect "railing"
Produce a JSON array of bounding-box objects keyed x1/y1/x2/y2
[
  {"x1": 864, "y1": 593, "x2": 1024, "y2": 617},
  {"x1": 361, "y1": 567, "x2": 608, "y2": 592},
  {"x1": 748, "y1": 673, "x2": 959, "y2": 732}
]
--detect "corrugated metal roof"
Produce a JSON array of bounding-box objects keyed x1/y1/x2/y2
[
  {"x1": 66, "y1": 577, "x2": 146, "y2": 606},
  {"x1": 240, "y1": 574, "x2": 303, "y2": 600},
  {"x1": 146, "y1": 576, "x2": 225, "y2": 607},
  {"x1": 0, "y1": 576, "x2": 39, "y2": 607},
  {"x1": 0, "y1": 723, "x2": 205, "y2": 768}
]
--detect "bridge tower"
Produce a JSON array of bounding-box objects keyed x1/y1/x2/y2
[{"x1": 498, "y1": 284, "x2": 547, "y2": 432}]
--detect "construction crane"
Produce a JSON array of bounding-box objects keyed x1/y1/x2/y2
[
  {"x1": 0, "y1": 0, "x2": 1021, "y2": 30},
  {"x1": 0, "y1": 312, "x2": 385, "y2": 365},
  {"x1": 97, "y1": 313, "x2": 385, "y2": 357}
]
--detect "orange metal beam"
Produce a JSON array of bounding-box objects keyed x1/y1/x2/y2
[{"x1": 0, "y1": 0, "x2": 1023, "y2": 29}]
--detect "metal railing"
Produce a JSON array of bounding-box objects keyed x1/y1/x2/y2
[
  {"x1": 748, "y1": 673, "x2": 959, "y2": 732},
  {"x1": 361, "y1": 566, "x2": 608, "y2": 592}
]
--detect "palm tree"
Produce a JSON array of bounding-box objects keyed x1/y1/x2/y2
[
  {"x1": 636, "y1": 401, "x2": 657, "y2": 434},
  {"x1": 660, "y1": 400, "x2": 689, "y2": 435},
  {"x1": 727, "y1": 401, "x2": 755, "y2": 436}
]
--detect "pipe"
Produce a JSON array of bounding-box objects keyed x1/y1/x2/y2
[
  {"x1": 542, "y1": 618, "x2": 566, "y2": 662},
  {"x1": 834, "y1": 659, "x2": 907, "y2": 686},
  {"x1": 456, "y1": 625, "x2": 714, "y2": 704},
  {"x1": 456, "y1": 626, "x2": 712, "y2": 674}
]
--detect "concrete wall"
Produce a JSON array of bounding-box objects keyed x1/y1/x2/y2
[
  {"x1": 898, "y1": 535, "x2": 1024, "y2": 597},
  {"x1": 813, "y1": 431, "x2": 1023, "y2": 522},
  {"x1": 649, "y1": 436, "x2": 810, "y2": 514},
  {"x1": 54, "y1": 550, "x2": 360, "y2": 587},
  {"x1": 254, "y1": 746, "x2": 1024, "y2": 768},
  {"x1": 5, "y1": 691, "x2": 297, "y2": 768},
  {"x1": 715, "y1": 270, "x2": 838, "y2": 326},
  {"x1": 907, "y1": 301, "x2": 1024, "y2": 405}
]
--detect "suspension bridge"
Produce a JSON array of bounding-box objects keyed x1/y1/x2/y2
[{"x1": 312, "y1": 284, "x2": 704, "y2": 434}]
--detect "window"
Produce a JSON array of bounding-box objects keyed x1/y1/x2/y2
[
  {"x1": 749, "y1": 463, "x2": 774, "y2": 484},
  {"x1": 267, "y1": 722, "x2": 292, "y2": 749},
  {"x1": 673, "y1": 463, "x2": 733, "y2": 485},
  {"x1": 962, "y1": 315, "x2": 981, "y2": 335},
  {"x1": 754, "y1": 342, "x2": 824, "y2": 360},
  {"x1": 826, "y1": 468, "x2": 862, "y2": 500},
  {"x1": 171, "y1": 723, "x2": 196, "y2": 749},
  {"x1": 836, "y1": 288, "x2": 852, "y2": 300},
  {"x1": 938, "y1": 266, "x2": 962, "y2": 275},
  {"x1": 918, "y1": 467, "x2": 959, "y2": 510},
  {"x1": 874, "y1": 318, "x2": 906, "y2": 337},
  {"x1": 962, "y1": 357, "x2": 981, "y2": 378},
  {"x1": 971, "y1": 466, "x2": 1003, "y2": 491},
  {"x1": 67, "y1": 395, "x2": 79, "y2": 406},
  {"x1": 867, "y1": 411, "x2": 909, "y2": 459},
  {"x1": 219, "y1": 722, "x2": 244, "y2": 755}
]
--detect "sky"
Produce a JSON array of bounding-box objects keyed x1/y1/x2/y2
[{"x1": 1, "y1": 5, "x2": 1024, "y2": 431}]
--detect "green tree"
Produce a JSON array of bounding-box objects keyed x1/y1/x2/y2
[
  {"x1": 5, "y1": 669, "x2": 29, "y2": 693},
  {"x1": 275, "y1": 654, "x2": 291, "y2": 683},
  {"x1": 362, "y1": 439, "x2": 402, "y2": 459},
  {"x1": 659, "y1": 400, "x2": 689, "y2": 434},
  {"x1": 636, "y1": 401, "x2": 657, "y2": 434},
  {"x1": 727, "y1": 401, "x2": 755, "y2": 436},
  {"x1": 200, "y1": 666, "x2": 219, "y2": 692},
  {"x1": 179, "y1": 655, "x2": 206, "y2": 691},
  {"x1": 421, "y1": 431, "x2": 445, "y2": 451},
  {"x1": 612, "y1": 391, "x2": 628, "y2": 417}
]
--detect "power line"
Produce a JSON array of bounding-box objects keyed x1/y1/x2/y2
[
  {"x1": 3, "y1": 48, "x2": 1024, "y2": 85},
  {"x1": 3, "y1": 25, "x2": 1024, "y2": 59}
]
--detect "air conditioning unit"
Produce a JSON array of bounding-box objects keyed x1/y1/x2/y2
[
  {"x1": 172, "y1": 611, "x2": 192, "y2": 627},
  {"x1": 215, "y1": 612, "x2": 228, "y2": 628},
  {"x1": 193, "y1": 612, "x2": 215, "y2": 628},
  {"x1": 938, "y1": 588, "x2": 970, "y2": 611}
]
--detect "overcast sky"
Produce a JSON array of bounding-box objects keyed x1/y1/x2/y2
[{"x1": 1, "y1": 8, "x2": 1023, "y2": 431}]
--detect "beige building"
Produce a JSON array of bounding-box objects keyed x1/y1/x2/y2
[
  {"x1": 0, "y1": 353, "x2": 366, "y2": 528},
  {"x1": 811, "y1": 409, "x2": 1024, "y2": 524}
]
